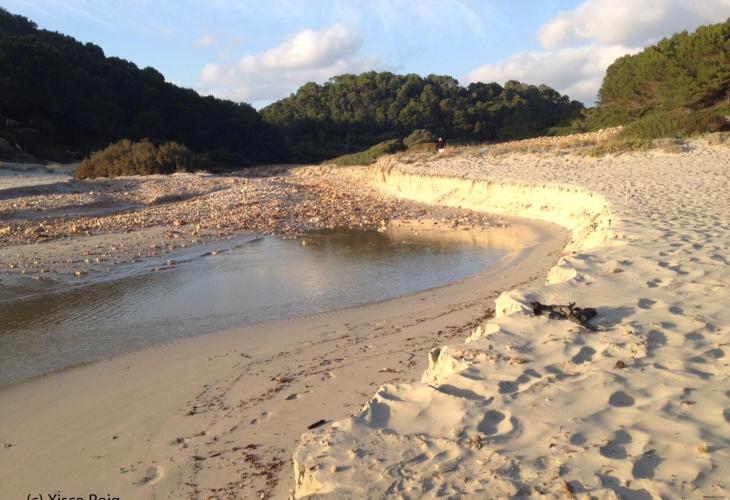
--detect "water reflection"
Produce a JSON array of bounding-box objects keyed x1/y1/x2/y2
[{"x1": 0, "y1": 228, "x2": 504, "y2": 386}]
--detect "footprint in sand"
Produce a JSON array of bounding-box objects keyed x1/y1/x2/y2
[
  {"x1": 250, "y1": 411, "x2": 271, "y2": 425},
  {"x1": 608, "y1": 391, "x2": 635, "y2": 407},
  {"x1": 599, "y1": 430, "x2": 631, "y2": 459},
  {"x1": 569, "y1": 432, "x2": 587, "y2": 446},
  {"x1": 686, "y1": 331, "x2": 704, "y2": 341},
  {"x1": 285, "y1": 391, "x2": 311, "y2": 401},
  {"x1": 571, "y1": 346, "x2": 596, "y2": 364},
  {"x1": 668, "y1": 305, "x2": 684, "y2": 315},
  {"x1": 637, "y1": 298, "x2": 656, "y2": 309},
  {"x1": 632, "y1": 450, "x2": 662, "y2": 479},
  {"x1": 496, "y1": 368, "x2": 541, "y2": 395},
  {"x1": 477, "y1": 410, "x2": 505, "y2": 435},
  {"x1": 647, "y1": 330, "x2": 667, "y2": 354},
  {"x1": 136, "y1": 464, "x2": 164, "y2": 486},
  {"x1": 704, "y1": 348, "x2": 725, "y2": 359},
  {"x1": 498, "y1": 381, "x2": 518, "y2": 394},
  {"x1": 477, "y1": 410, "x2": 517, "y2": 439},
  {"x1": 598, "y1": 474, "x2": 652, "y2": 499},
  {"x1": 646, "y1": 279, "x2": 661, "y2": 288}
]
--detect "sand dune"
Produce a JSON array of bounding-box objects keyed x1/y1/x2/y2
[{"x1": 293, "y1": 139, "x2": 730, "y2": 498}]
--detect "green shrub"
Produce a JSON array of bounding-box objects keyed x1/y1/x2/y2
[
  {"x1": 403, "y1": 129, "x2": 435, "y2": 148},
  {"x1": 75, "y1": 139, "x2": 198, "y2": 179},
  {"x1": 593, "y1": 19, "x2": 730, "y2": 125},
  {"x1": 620, "y1": 108, "x2": 726, "y2": 140},
  {"x1": 587, "y1": 108, "x2": 727, "y2": 155},
  {"x1": 323, "y1": 139, "x2": 405, "y2": 166}
]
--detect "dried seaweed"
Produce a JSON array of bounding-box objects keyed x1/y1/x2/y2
[{"x1": 530, "y1": 301, "x2": 597, "y2": 330}]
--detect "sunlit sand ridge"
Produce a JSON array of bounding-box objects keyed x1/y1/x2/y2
[{"x1": 294, "y1": 137, "x2": 730, "y2": 498}]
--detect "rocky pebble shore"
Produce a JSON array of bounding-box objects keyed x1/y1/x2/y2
[{"x1": 0, "y1": 168, "x2": 502, "y2": 282}]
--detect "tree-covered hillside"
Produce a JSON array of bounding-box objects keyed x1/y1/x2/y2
[
  {"x1": 593, "y1": 18, "x2": 730, "y2": 128},
  {"x1": 262, "y1": 72, "x2": 584, "y2": 161},
  {"x1": 0, "y1": 8, "x2": 282, "y2": 163},
  {"x1": 0, "y1": 7, "x2": 583, "y2": 166}
]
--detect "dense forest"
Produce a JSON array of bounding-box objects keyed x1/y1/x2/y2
[
  {"x1": 0, "y1": 8, "x2": 281, "y2": 163},
  {"x1": 0, "y1": 8, "x2": 585, "y2": 166},
  {"x1": 591, "y1": 18, "x2": 730, "y2": 129},
  {"x1": 262, "y1": 73, "x2": 584, "y2": 161},
  {"x1": 2, "y1": 8, "x2": 730, "y2": 168}
]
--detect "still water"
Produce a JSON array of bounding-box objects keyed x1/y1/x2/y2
[{"x1": 0, "y1": 228, "x2": 504, "y2": 386}]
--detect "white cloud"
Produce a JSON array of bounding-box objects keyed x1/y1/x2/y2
[
  {"x1": 252, "y1": 24, "x2": 360, "y2": 70},
  {"x1": 467, "y1": 0, "x2": 730, "y2": 105},
  {"x1": 197, "y1": 24, "x2": 378, "y2": 106},
  {"x1": 539, "y1": 0, "x2": 730, "y2": 48},
  {"x1": 195, "y1": 34, "x2": 216, "y2": 47},
  {"x1": 468, "y1": 44, "x2": 639, "y2": 105}
]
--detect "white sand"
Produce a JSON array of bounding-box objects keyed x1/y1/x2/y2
[{"x1": 293, "y1": 141, "x2": 730, "y2": 498}]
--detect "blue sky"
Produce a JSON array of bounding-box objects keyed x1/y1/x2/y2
[{"x1": 3, "y1": 0, "x2": 730, "y2": 108}]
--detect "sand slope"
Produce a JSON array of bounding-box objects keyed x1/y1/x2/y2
[{"x1": 293, "y1": 141, "x2": 730, "y2": 498}]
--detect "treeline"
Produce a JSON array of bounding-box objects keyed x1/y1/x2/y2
[
  {"x1": 590, "y1": 18, "x2": 730, "y2": 130},
  {"x1": 0, "y1": 8, "x2": 282, "y2": 163},
  {"x1": 0, "y1": 8, "x2": 585, "y2": 167},
  {"x1": 262, "y1": 73, "x2": 584, "y2": 161}
]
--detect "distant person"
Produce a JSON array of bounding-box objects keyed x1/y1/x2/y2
[{"x1": 436, "y1": 137, "x2": 446, "y2": 153}]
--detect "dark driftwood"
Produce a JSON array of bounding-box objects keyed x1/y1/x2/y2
[
  {"x1": 307, "y1": 419, "x2": 327, "y2": 430},
  {"x1": 530, "y1": 301, "x2": 597, "y2": 330}
]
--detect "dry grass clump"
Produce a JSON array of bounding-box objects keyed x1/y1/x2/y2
[
  {"x1": 654, "y1": 138, "x2": 692, "y2": 154},
  {"x1": 407, "y1": 142, "x2": 438, "y2": 153},
  {"x1": 323, "y1": 139, "x2": 405, "y2": 166},
  {"x1": 705, "y1": 131, "x2": 730, "y2": 145},
  {"x1": 486, "y1": 127, "x2": 623, "y2": 156},
  {"x1": 588, "y1": 108, "x2": 727, "y2": 156},
  {"x1": 75, "y1": 139, "x2": 198, "y2": 179},
  {"x1": 403, "y1": 129, "x2": 435, "y2": 149}
]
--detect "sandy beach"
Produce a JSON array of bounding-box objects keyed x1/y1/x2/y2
[
  {"x1": 1, "y1": 133, "x2": 729, "y2": 499},
  {"x1": 4, "y1": 2, "x2": 730, "y2": 498},
  {"x1": 294, "y1": 136, "x2": 730, "y2": 497},
  {"x1": 0, "y1": 159, "x2": 565, "y2": 498}
]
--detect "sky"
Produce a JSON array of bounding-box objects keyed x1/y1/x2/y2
[{"x1": 3, "y1": 0, "x2": 730, "y2": 108}]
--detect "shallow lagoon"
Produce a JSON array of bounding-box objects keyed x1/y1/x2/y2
[{"x1": 0, "y1": 228, "x2": 504, "y2": 385}]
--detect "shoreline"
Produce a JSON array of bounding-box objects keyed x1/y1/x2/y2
[
  {"x1": 0, "y1": 211, "x2": 567, "y2": 498},
  {"x1": 0, "y1": 220, "x2": 535, "y2": 389}
]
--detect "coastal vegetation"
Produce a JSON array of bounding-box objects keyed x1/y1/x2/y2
[
  {"x1": 584, "y1": 18, "x2": 730, "y2": 152},
  {"x1": 0, "y1": 8, "x2": 281, "y2": 164},
  {"x1": 262, "y1": 73, "x2": 584, "y2": 161},
  {"x1": 323, "y1": 139, "x2": 406, "y2": 167},
  {"x1": 2, "y1": 7, "x2": 729, "y2": 171},
  {"x1": 0, "y1": 7, "x2": 582, "y2": 172},
  {"x1": 403, "y1": 129, "x2": 436, "y2": 148},
  {"x1": 595, "y1": 19, "x2": 730, "y2": 127},
  {"x1": 74, "y1": 139, "x2": 198, "y2": 179}
]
